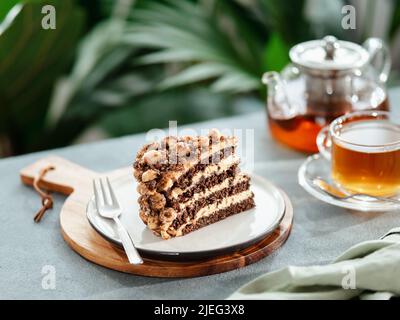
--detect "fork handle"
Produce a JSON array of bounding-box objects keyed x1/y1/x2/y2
[
  {"x1": 113, "y1": 217, "x2": 143, "y2": 265},
  {"x1": 353, "y1": 194, "x2": 400, "y2": 205}
]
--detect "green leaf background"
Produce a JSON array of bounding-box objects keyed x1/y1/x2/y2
[
  {"x1": 0, "y1": 0, "x2": 20, "y2": 21},
  {"x1": 0, "y1": 0, "x2": 84, "y2": 153},
  {"x1": 1, "y1": 0, "x2": 400, "y2": 156}
]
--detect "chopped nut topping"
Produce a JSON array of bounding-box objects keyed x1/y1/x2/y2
[
  {"x1": 147, "y1": 216, "x2": 159, "y2": 229},
  {"x1": 208, "y1": 128, "x2": 221, "y2": 144},
  {"x1": 158, "y1": 176, "x2": 174, "y2": 191},
  {"x1": 171, "y1": 187, "x2": 183, "y2": 198},
  {"x1": 160, "y1": 230, "x2": 171, "y2": 239},
  {"x1": 139, "y1": 210, "x2": 148, "y2": 224},
  {"x1": 145, "y1": 142, "x2": 160, "y2": 152},
  {"x1": 197, "y1": 136, "x2": 210, "y2": 148},
  {"x1": 137, "y1": 183, "x2": 155, "y2": 196},
  {"x1": 142, "y1": 169, "x2": 158, "y2": 182},
  {"x1": 162, "y1": 136, "x2": 178, "y2": 149},
  {"x1": 182, "y1": 135, "x2": 194, "y2": 143},
  {"x1": 160, "y1": 208, "x2": 177, "y2": 223},
  {"x1": 149, "y1": 192, "x2": 166, "y2": 210},
  {"x1": 167, "y1": 227, "x2": 177, "y2": 235},
  {"x1": 133, "y1": 169, "x2": 142, "y2": 180},
  {"x1": 176, "y1": 142, "x2": 191, "y2": 157},
  {"x1": 143, "y1": 149, "x2": 167, "y2": 166}
]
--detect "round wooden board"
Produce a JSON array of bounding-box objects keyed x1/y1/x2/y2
[{"x1": 20, "y1": 156, "x2": 293, "y2": 278}]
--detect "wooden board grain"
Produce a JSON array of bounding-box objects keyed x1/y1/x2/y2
[{"x1": 20, "y1": 156, "x2": 293, "y2": 278}]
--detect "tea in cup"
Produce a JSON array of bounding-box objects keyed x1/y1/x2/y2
[{"x1": 317, "y1": 111, "x2": 400, "y2": 197}]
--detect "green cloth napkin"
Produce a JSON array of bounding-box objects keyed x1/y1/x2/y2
[{"x1": 229, "y1": 228, "x2": 400, "y2": 300}]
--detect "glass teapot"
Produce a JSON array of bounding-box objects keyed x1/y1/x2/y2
[{"x1": 262, "y1": 35, "x2": 391, "y2": 153}]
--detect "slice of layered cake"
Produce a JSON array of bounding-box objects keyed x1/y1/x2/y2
[{"x1": 133, "y1": 129, "x2": 255, "y2": 239}]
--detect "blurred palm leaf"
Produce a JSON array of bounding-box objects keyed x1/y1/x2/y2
[
  {"x1": 253, "y1": 0, "x2": 310, "y2": 45},
  {"x1": 390, "y1": 0, "x2": 400, "y2": 38},
  {"x1": 43, "y1": 0, "x2": 316, "y2": 148},
  {"x1": 0, "y1": 0, "x2": 19, "y2": 21},
  {"x1": 46, "y1": 19, "x2": 132, "y2": 126},
  {"x1": 122, "y1": 0, "x2": 263, "y2": 93},
  {"x1": 43, "y1": 4, "x2": 166, "y2": 149},
  {"x1": 0, "y1": 0, "x2": 84, "y2": 154},
  {"x1": 100, "y1": 87, "x2": 236, "y2": 137},
  {"x1": 44, "y1": 0, "x2": 252, "y2": 148}
]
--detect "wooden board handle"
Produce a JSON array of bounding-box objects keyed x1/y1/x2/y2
[{"x1": 20, "y1": 156, "x2": 97, "y2": 195}]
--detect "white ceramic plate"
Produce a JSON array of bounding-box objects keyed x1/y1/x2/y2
[
  {"x1": 86, "y1": 173, "x2": 286, "y2": 260},
  {"x1": 298, "y1": 153, "x2": 400, "y2": 212}
]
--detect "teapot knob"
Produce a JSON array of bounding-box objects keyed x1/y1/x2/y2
[{"x1": 323, "y1": 35, "x2": 339, "y2": 60}]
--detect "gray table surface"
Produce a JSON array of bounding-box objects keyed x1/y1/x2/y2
[{"x1": 2, "y1": 90, "x2": 400, "y2": 300}]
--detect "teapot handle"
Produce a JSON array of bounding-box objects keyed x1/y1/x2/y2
[
  {"x1": 262, "y1": 71, "x2": 295, "y2": 119},
  {"x1": 363, "y1": 38, "x2": 391, "y2": 83}
]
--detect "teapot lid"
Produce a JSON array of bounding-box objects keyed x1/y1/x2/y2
[{"x1": 290, "y1": 35, "x2": 369, "y2": 73}]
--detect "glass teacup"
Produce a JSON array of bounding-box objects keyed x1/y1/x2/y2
[{"x1": 317, "y1": 111, "x2": 400, "y2": 197}]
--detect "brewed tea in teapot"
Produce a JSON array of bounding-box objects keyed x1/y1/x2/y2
[{"x1": 263, "y1": 36, "x2": 391, "y2": 153}]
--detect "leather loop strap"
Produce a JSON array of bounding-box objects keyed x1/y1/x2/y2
[{"x1": 33, "y1": 166, "x2": 55, "y2": 223}]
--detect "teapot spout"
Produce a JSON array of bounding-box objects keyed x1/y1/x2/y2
[
  {"x1": 262, "y1": 71, "x2": 295, "y2": 119},
  {"x1": 262, "y1": 71, "x2": 281, "y2": 86}
]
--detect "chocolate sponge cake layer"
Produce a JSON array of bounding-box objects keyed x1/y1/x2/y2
[{"x1": 133, "y1": 129, "x2": 255, "y2": 239}]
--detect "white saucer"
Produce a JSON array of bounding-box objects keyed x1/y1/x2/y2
[
  {"x1": 298, "y1": 153, "x2": 400, "y2": 212},
  {"x1": 86, "y1": 173, "x2": 286, "y2": 260}
]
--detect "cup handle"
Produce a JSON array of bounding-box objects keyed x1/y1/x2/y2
[
  {"x1": 363, "y1": 37, "x2": 391, "y2": 83},
  {"x1": 316, "y1": 126, "x2": 332, "y2": 161}
]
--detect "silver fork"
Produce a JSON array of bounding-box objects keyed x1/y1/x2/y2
[{"x1": 93, "y1": 177, "x2": 143, "y2": 264}]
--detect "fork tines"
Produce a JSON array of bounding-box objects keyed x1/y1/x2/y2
[{"x1": 93, "y1": 177, "x2": 119, "y2": 209}]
